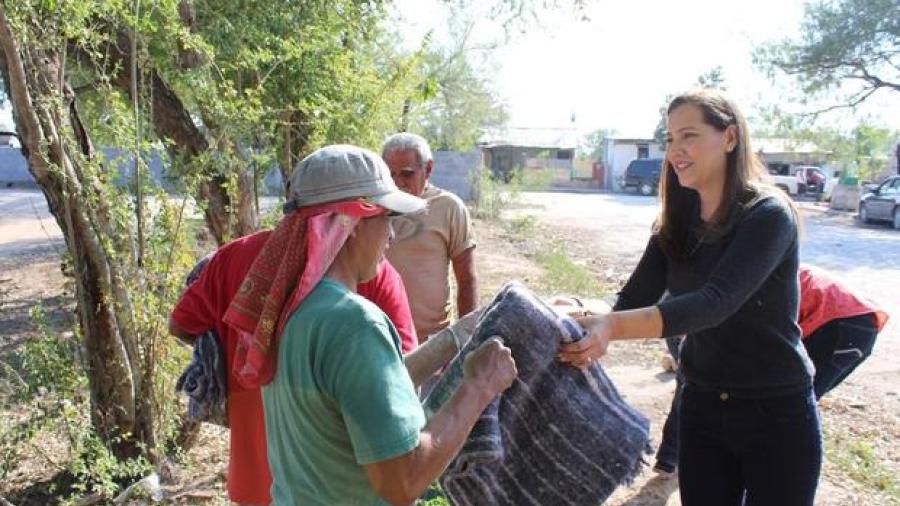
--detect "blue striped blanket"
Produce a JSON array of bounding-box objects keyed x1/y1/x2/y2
[
  {"x1": 175, "y1": 329, "x2": 228, "y2": 426},
  {"x1": 424, "y1": 282, "x2": 650, "y2": 506}
]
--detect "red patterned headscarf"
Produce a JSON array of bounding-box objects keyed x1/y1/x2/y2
[{"x1": 223, "y1": 199, "x2": 385, "y2": 388}]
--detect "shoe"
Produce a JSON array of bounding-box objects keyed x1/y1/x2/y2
[{"x1": 653, "y1": 460, "x2": 677, "y2": 476}]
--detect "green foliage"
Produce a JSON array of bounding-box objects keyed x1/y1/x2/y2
[
  {"x1": 755, "y1": 107, "x2": 898, "y2": 182},
  {"x1": 582, "y1": 127, "x2": 616, "y2": 161},
  {"x1": 499, "y1": 215, "x2": 608, "y2": 298},
  {"x1": 399, "y1": 0, "x2": 594, "y2": 152},
  {"x1": 2, "y1": 1, "x2": 196, "y2": 483},
  {"x1": 259, "y1": 196, "x2": 287, "y2": 230},
  {"x1": 445, "y1": 0, "x2": 590, "y2": 34},
  {"x1": 419, "y1": 494, "x2": 452, "y2": 506},
  {"x1": 408, "y1": 46, "x2": 509, "y2": 151},
  {"x1": 516, "y1": 166, "x2": 556, "y2": 191},
  {"x1": 696, "y1": 65, "x2": 727, "y2": 90},
  {"x1": 418, "y1": 483, "x2": 451, "y2": 505},
  {"x1": 533, "y1": 247, "x2": 606, "y2": 298},
  {"x1": 189, "y1": 0, "x2": 415, "y2": 150},
  {"x1": 16, "y1": 307, "x2": 85, "y2": 399},
  {"x1": 825, "y1": 426, "x2": 900, "y2": 503},
  {"x1": 506, "y1": 214, "x2": 537, "y2": 237},
  {"x1": 0, "y1": 0, "x2": 577, "y2": 500},
  {"x1": 0, "y1": 306, "x2": 159, "y2": 500},
  {"x1": 472, "y1": 166, "x2": 522, "y2": 220},
  {"x1": 755, "y1": 0, "x2": 900, "y2": 109},
  {"x1": 0, "y1": 306, "x2": 83, "y2": 480}
]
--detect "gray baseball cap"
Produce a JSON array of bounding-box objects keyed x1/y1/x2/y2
[{"x1": 285, "y1": 144, "x2": 425, "y2": 215}]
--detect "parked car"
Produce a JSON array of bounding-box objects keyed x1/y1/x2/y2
[
  {"x1": 858, "y1": 175, "x2": 900, "y2": 230},
  {"x1": 622, "y1": 158, "x2": 663, "y2": 196}
]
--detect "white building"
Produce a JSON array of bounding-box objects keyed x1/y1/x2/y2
[{"x1": 601, "y1": 137, "x2": 664, "y2": 191}]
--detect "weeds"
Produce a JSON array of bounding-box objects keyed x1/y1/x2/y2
[
  {"x1": 501, "y1": 215, "x2": 609, "y2": 298},
  {"x1": 533, "y1": 247, "x2": 608, "y2": 298},
  {"x1": 471, "y1": 166, "x2": 555, "y2": 221},
  {"x1": 825, "y1": 426, "x2": 900, "y2": 504},
  {"x1": 472, "y1": 168, "x2": 521, "y2": 221},
  {"x1": 0, "y1": 306, "x2": 161, "y2": 501}
]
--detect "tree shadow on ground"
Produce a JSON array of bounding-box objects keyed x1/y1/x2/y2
[{"x1": 5, "y1": 470, "x2": 78, "y2": 506}]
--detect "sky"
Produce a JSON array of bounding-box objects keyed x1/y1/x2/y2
[
  {"x1": 3, "y1": 0, "x2": 898, "y2": 140},
  {"x1": 391, "y1": 0, "x2": 900, "y2": 140}
]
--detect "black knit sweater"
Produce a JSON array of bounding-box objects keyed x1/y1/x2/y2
[{"x1": 614, "y1": 194, "x2": 814, "y2": 398}]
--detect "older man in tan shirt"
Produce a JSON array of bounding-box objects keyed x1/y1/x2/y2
[{"x1": 382, "y1": 133, "x2": 477, "y2": 341}]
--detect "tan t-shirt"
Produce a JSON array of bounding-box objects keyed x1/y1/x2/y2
[{"x1": 386, "y1": 184, "x2": 476, "y2": 340}]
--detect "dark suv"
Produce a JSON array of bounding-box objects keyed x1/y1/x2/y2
[{"x1": 622, "y1": 158, "x2": 663, "y2": 196}]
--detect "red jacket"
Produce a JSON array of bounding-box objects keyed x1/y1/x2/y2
[{"x1": 798, "y1": 264, "x2": 889, "y2": 338}]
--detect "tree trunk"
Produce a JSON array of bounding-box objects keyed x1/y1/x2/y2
[
  {"x1": 70, "y1": 29, "x2": 258, "y2": 244},
  {"x1": 0, "y1": 6, "x2": 153, "y2": 460},
  {"x1": 277, "y1": 109, "x2": 312, "y2": 194}
]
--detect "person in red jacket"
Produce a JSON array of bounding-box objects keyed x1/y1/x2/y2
[
  {"x1": 652, "y1": 263, "x2": 889, "y2": 475},
  {"x1": 798, "y1": 264, "x2": 888, "y2": 398},
  {"x1": 170, "y1": 236, "x2": 417, "y2": 506},
  {"x1": 806, "y1": 169, "x2": 825, "y2": 195}
]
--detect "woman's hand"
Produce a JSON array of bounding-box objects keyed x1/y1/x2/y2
[{"x1": 557, "y1": 314, "x2": 616, "y2": 369}]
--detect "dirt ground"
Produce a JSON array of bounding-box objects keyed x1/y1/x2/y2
[{"x1": 1, "y1": 189, "x2": 898, "y2": 505}]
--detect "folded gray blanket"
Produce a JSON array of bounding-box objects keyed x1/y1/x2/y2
[
  {"x1": 175, "y1": 329, "x2": 228, "y2": 426},
  {"x1": 424, "y1": 282, "x2": 650, "y2": 506}
]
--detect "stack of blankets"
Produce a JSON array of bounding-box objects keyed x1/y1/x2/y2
[
  {"x1": 175, "y1": 329, "x2": 228, "y2": 426},
  {"x1": 424, "y1": 282, "x2": 650, "y2": 506},
  {"x1": 176, "y1": 253, "x2": 228, "y2": 426}
]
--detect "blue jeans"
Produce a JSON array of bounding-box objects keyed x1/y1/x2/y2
[
  {"x1": 678, "y1": 387, "x2": 822, "y2": 506},
  {"x1": 803, "y1": 313, "x2": 878, "y2": 399},
  {"x1": 655, "y1": 314, "x2": 878, "y2": 469}
]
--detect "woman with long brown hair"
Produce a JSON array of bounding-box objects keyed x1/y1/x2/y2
[{"x1": 559, "y1": 89, "x2": 821, "y2": 505}]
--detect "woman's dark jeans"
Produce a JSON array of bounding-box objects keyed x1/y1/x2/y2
[
  {"x1": 678, "y1": 387, "x2": 822, "y2": 506},
  {"x1": 655, "y1": 313, "x2": 878, "y2": 471}
]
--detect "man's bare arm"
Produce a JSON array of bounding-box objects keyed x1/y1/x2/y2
[
  {"x1": 403, "y1": 308, "x2": 481, "y2": 387},
  {"x1": 452, "y1": 247, "x2": 477, "y2": 318},
  {"x1": 366, "y1": 339, "x2": 516, "y2": 506}
]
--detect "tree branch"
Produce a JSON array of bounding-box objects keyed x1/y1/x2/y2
[
  {"x1": 0, "y1": 5, "x2": 49, "y2": 174},
  {"x1": 800, "y1": 86, "x2": 881, "y2": 119}
]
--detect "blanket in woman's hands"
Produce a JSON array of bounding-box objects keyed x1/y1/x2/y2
[{"x1": 423, "y1": 282, "x2": 650, "y2": 506}]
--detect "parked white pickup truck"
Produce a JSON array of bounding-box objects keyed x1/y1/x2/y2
[{"x1": 767, "y1": 164, "x2": 836, "y2": 199}]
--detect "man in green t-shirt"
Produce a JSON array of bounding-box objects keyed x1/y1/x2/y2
[{"x1": 262, "y1": 145, "x2": 518, "y2": 506}]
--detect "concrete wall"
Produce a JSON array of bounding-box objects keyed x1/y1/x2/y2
[
  {"x1": 0, "y1": 146, "x2": 289, "y2": 195},
  {"x1": 431, "y1": 150, "x2": 482, "y2": 202},
  {"x1": 831, "y1": 184, "x2": 862, "y2": 212},
  {"x1": 0, "y1": 146, "x2": 172, "y2": 189},
  {"x1": 263, "y1": 167, "x2": 285, "y2": 195},
  {"x1": 2, "y1": 145, "x2": 479, "y2": 201}
]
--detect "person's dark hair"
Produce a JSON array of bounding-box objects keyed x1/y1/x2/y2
[{"x1": 655, "y1": 89, "x2": 794, "y2": 260}]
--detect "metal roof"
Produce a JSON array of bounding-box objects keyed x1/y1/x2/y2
[{"x1": 481, "y1": 127, "x2": 578, "y2": 149}]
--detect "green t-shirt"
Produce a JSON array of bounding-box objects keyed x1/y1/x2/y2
[{"x1": 262, "y1": 278, "x2": 425, "y2": 506}]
